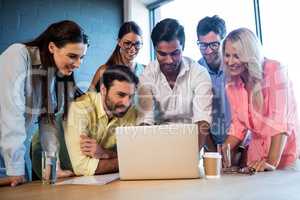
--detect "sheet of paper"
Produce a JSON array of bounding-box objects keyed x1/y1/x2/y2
[{"x1": 56, "y1": 173, "x2": 119, "y2": 185}]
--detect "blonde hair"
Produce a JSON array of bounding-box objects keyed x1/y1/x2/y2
[{"x1": 223, "y1": 28, "x2": 265, "y2": 111}]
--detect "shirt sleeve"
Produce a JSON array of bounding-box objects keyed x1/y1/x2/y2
[
  {"x1": 227, "y1": 115, "x2": 247, "y2": 141},
  {"x1": 0, "y1": 44, "x2": 29, "y2": 176},
  {"x1": 191, "y1": 64, "x2": 213, "y2": 124},
  {"x1": 263, "y1": 61, "x2": 294, "y2": 136},
  {"x1": 136, "y1": 62, "x2": 156, "y2": 125},
  {"x1": 64, "y1": 101, "x2": 99, "y2": 176}
]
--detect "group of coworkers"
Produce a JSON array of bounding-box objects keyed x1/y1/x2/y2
[{"x1": 0, "y1": 15, "x2": 300, "y2": 187}]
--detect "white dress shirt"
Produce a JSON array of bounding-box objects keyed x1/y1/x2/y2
[{"x1": 137, "y1": 56, "x2": 212, "y2": 125}]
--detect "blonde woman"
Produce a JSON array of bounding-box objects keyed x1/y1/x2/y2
[{"x1": 223, "y1": 28, "x2": 299, "y2": 172}]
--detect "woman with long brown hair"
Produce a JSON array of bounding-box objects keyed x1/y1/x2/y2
[
  {"x1": 0, "y1": 20, "x2": 89, "y2": 186},
  {"x1": 89, "y1": 21, "x2": 144, "y2": 91}
]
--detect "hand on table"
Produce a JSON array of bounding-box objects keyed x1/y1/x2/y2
[
  {"x1": 56, "y1": 162, "x2": 74, "y2": 178},
  {"x1": 0, "y1": 175, "x2": 26, "y2": 187},
  {"x1": 248, "y1": 159, "x2": 276, "y2": 172}
]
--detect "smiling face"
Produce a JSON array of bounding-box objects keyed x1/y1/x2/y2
[
  {"x1": 198, "y1": 31, "x2": 222, "y2": 69},
  {"x1": 223, "y1": 40, "x2": 247, "y2": 77},
  {"x1": 118, "y1": 32, "x2": 143, "y2": 62},
  {"x1": 49, "y1": 42, "x2": 87, "y2": 76}
]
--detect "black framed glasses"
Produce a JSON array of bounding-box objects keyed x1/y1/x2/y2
[
  {"x1": 197, "y1": 41, "x2": 220, "y2": 51},
  {"x1": 122, "y1": 40, "x2": 143, "y2": 50}
]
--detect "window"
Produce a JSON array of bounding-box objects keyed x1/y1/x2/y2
[
  {"x1": 152, "y1": 0, "x2": 300, "y2": 105},
  {"x1": 155, "y1": 0, "x2": 256, "y2": 61},
  {"x1": 259, "y1": 0, "x2": 300, "y2": 103}
]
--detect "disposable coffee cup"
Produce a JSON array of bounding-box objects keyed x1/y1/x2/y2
[
  {"x1": 203, "y1": 152, "x2": 222, "y2": 179},
  {"x1": 42, "y1": 151, "x2": 57, "y2": 184}
]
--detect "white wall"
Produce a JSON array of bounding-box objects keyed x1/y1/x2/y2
[{"x1": 123, "y1": 0, "x2": 151, "y2": 65}]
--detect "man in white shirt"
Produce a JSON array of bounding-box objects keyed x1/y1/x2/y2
[{"x1": 137, "y1": 18, "x2": 213, "y2": 150}]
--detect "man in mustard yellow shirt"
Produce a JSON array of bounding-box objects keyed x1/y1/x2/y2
[{"x1": 65, "y1": 65, "x2": 139, "y2": 176}]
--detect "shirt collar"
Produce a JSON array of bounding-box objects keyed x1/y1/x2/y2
[
  {"x1": 155, "y1": 57, "x2": 190, "y2": 80},
  {"x1": 198, "y1": 57, "x2": 223, "y2": 76},
  {"x1": 226, "y1": 76, "x2": 245, "y2": 89},
  {"x1": 92, "y1": 93, "x2": 106, "y2": 120},
  {"x1": 177, "y1": 57, "x2": 191, "y2": 78}
]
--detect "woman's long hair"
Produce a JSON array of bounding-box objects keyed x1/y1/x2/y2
[
  {"x1": 24, "y1": 20, "x2": 89, "y2": 121},
  {"x1": 223, "y1": 28, "x2": 265, "y2": 112},
  {"x1": 105, "y1": 21, "x2": 142, "y2": 67},
  {"x1": 93, "y1": 21, "x2": 142, "y2": 92}
]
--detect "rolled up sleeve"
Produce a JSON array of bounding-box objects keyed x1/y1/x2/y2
[
  {"x1": 136, "y1": 64, "x2": 155, "y2": 125},
  {"x1": 192, "y1": 65, "x2": 213, "y2": 124},
  {"x1": 65, "y1": 102, "x2": 99, "y2": 176}
]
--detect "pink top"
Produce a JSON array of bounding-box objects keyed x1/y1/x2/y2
[{"x1": 226, "y1": 59, "x2": 299, "y2": 169}]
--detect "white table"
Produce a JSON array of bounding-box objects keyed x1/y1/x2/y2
[{"x1": 1, "y1": 171, "x2": 299, "y2": 200}]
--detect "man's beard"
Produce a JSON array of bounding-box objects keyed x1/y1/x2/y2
[
  {"x1": 205, "y1": 52, "x2": 221, "y2": 69},
  {"x1": 105, "y1": 95, "x2": 130, "y2": 118},
  {"x1": 160, "y1": 60, "x2": 181, "y2": 75}
]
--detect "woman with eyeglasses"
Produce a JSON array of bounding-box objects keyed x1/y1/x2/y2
[
  {"x1": 223, "y1": 28, "x2": 300, "y2": 172},
  {"x1": 0, "y1": 20, "x2": 88, "y2": 186},
  {"x1": 89, "y1": 21, "x2": 144, "y2": 91}
]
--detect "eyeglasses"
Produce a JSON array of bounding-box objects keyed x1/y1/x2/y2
[
  {"x1": 156, "y1": 49, "x2": 182, "y2": 57},
  {"x1": 197, "y1": 41, "x2": 220, "y2": 51},
  {"x1": 122, "y1": 40, "x2": 143, "y2": 50}
]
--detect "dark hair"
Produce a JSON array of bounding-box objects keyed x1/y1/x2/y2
[
  {"x1": 196, "y1": 15, "x2": 226, "y2": 40},
  {"x1": 25, "y1": 20, "x2": 89, "y2": 68},
  {"x1": 151, "y1": 18, "x2": 185, "y2": 50},
  {"x1": 102, "y1": 64, "x2": 139, "y2": 90},
  {"x1": 24, "y1": 20, "x2": 88, "y2": 120},
  {"x1": 106, "y1": 21, "x2": 142, "y2": 66}
]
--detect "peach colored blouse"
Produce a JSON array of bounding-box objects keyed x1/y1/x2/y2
[{"x1": 226, "y1": 59, "x2": 299, "y2": 169}]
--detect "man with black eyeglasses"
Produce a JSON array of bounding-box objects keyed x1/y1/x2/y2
[
  {"x1": 196, "y1": 15, "x2": 231, "y2": 148},
  {"x1": 137, "y1": 18, "x2": 213, "y2": 151}
]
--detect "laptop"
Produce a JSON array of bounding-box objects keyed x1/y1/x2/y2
[{"x1": 116, "y1": 124, "x2": 200, "y2": 180}]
